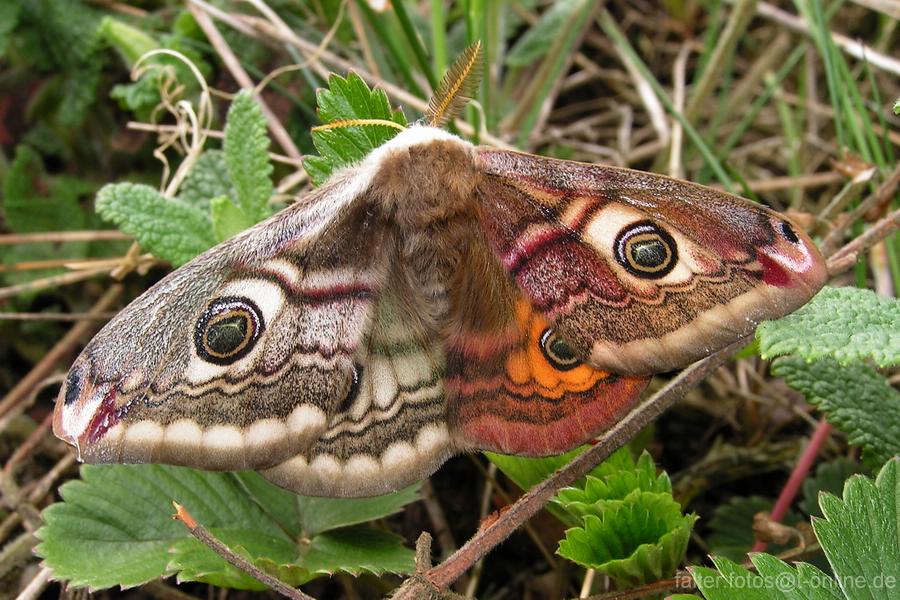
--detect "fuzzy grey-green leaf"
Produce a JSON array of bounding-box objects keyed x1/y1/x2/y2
[
  {"x1": 758, "y1": 287, "x2": 900, "y2": 367},
  {"x1": 772, "y1": 357, "x2": 900, "y2": 467},
  {"x1": 223, "y1": 90, "x2": 273, "y2": 224},
  {"x1": 95, "y1": 182, "x2": 215, "y2": 266}
]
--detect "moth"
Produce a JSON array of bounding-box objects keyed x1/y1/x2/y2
[{"x1": 53, "y1": 45, "x2": 827, "y2": 497}]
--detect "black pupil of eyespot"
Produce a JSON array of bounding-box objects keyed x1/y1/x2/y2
[
  {"x1": 540, "y1": 329, "x2": 580, "y2": 370},
  {"x1": 206, "y1": 315, "x2": 249, "y2": 355},
  {"x1": 614, "y1": 221, "x2": 678, "y2": 279},
  {"x1": 549, "y1": 337, "x2": 577, "y2": 362},
  {"x1": 630, "y1": 238, "x2": 667, "y2": 268},
  {"x1": 780, "y1": 220, "x2": 800, "y2": 243}
]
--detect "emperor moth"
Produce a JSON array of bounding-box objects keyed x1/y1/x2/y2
[{"x1": 53, "y1": 45, "x2": 827, "y2": 497}]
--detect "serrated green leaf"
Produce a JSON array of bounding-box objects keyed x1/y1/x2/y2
[
  {"x1": 210, "y1": 196, "x2": 252, "y2": 242},
  {"x1": 772, "y1": 357, "x2": 900, "y2": 468},
  {"x1": 305, "y1": 73, "x2": 408, "y2": 186},
  {"x1": 558, "y1": 491, "x2": 697, "y2": 587},
  {"x1": 506, "y1": 0, "x2": 589, "y2": 66},
  {"x1": 223, "y1": 90, "x2": 273, "y2": 224},
  {"x1": 758, "y1": 287, "x2": 900, "y2": 367},
  {"x1": 691, "y1": 555, "x2": 842, "y2": 600},
  {"x1": 95, "y1": 182, "x2": 215, "y2": 266},
  {"x1": 35, "y1": 465, "x2": 289, "y2": 590},
  {"x1": 178, "y1": 150, "x2": 234, "y2": 208},
  {"x1": 37, "y1": 465, "x2": 417, "y2": 591},
  {"x1": 814, "y1": 459, "x2": 900, "y2": 600},
  {"x1": 694, "y1": 460, "x2": 900, "y2": 600},
  {"x1": 555, "y1": 451, "x2": 671, "y2": 517},
  {"x1": 487, "y1": 446, "x2": 587, "y2": 493},
  {"x1": 295, "y1": 484, "x2": 420, "y2": 537},
  {"x1": 800, "y1": 458, "x2": 867, "y2": 518},
  {"x1": 301, "y1": 527, "x2": 415, "y2": 576},
  {"x1": 170, "y1": 531, "x2": 298, "y2": 590}
]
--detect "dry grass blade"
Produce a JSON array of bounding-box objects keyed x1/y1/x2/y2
[{"x1": 426, "y1": 41, "x2": 483, "y2": 127}]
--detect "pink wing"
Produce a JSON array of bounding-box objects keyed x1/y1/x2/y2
[{"x1": 473, "y1": 148, "x2": 828, "y2": 375}]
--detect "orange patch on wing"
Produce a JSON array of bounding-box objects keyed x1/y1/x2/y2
[
  {"x1": 448, "y1": 299, "x2": 650, "y2": 456},
  {"x1": 504, "y1": 300, "x2": 607, "y2": 396}
]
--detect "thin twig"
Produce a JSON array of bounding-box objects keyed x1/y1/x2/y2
[
  {"x1": 829, "y1": 207, "x2": 900, "y2": 267},
  {"x1": 685, "y1": 0, "x2": 759, "y2": 121},
  {"x1": 0, "y1": 312, "x2": 118, "y2": 322},
  {"x1": 187, "y1": 2, "x2": 302, "y2": 162},
  {"x1": 0, "y1": 231, "x2": 130, "y2": 245},
  {"x1": 751, "y1": 418, "x2": 832, "y2": 552},
  {"x1": 426, "y1": 338, "x2": 749, "y2": 590},
  {"x1": 187, "y1": 0, "x2": 514, "y2": 149},
  {"x1": 0, "y1": 267, "x2": 114, "y2": 301},
  {"x1": 172, "y1": 502, "x2": 314, "y2": 600},
  {"x1": 13, "y1": 566, "x2": 51, "y2": 600},
  {"x1": 747, "y1": 0, "x2": 900, "y2": 76}
]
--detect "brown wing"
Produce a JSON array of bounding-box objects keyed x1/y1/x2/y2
[{"x1": 473, "y1": 148, "x2": 828, "y2": 375}]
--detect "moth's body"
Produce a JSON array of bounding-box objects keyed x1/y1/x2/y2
[{"x1": 54, "y1": 126, "x2": 827, "y2": 497}]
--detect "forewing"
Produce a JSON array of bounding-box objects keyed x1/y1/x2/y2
[
  {"x1": 474, "y1": 149, "x2": 828, "y2": 375},
  {"x1": 54, "y1": 172, "x2": 389, "y2": 471}
]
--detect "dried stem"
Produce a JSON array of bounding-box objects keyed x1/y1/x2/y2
[
  {"x1": 187, "y1": 2, "x2": 302, "y2": 162},
  {"x1": 0, "y1": 231, "x2": 130, "y2": 245},
  {"x1": 426, "y1": 338, "x2": 747, "y2": 590}
]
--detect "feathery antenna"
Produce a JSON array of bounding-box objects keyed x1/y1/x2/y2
[{"x1": 426, "y1": 41, "x2": 483, "y2": 127}]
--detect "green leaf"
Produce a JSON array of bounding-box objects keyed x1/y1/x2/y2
[
  {"x1": 3, "y1": 145, "x2": 87, "y2": 233},
  {"x1": 305, "y1": 72, "x2": 408, "y2": 186},
  {"x1": 178, "y1": 150, "x2": 234, "y2": 209},
  {"x1": 558, "y1": 491, "x2": 697, "y2": 587},
  {"x1": 0, "y1": 1, "x2": 21, "y2": 57},
  {"x1": 170, "y1": 530, "x2": 299, "y2": 590},
  {"x1": 98, "y1": 16, "x2": 159, "y2": 66},
  {"x1": 223, "y1": 90, "x2": 274, "y2": 224},
  {"x1": 35, "y1": 465, "x2": 289, "y2": 590},
  {"x1": 800, "y1": 458, "x2": 867, "y2": 518},
  {"x1": 758, "y1": 287, "x2": 900, "y2": 368},
  {"x1": 692, "y1": 460, "x2": 900, "y2": 600},
  {"x1": 36, "y1": 465, "x2": 418, "y2": 591},
  {"x1": 487, "y1": 446, "x2": 588, "y2": 493},
  {"x1": 690, "y1": 555, "x2": 843, "y2": 600},
  {"x1": 95, "y1": 183, "x2": 216, "y2": 266},
  {"x1": 706, "y1": 496, "x2": 771, "y2": 562},
  {"x1": 555, "y1": 451, "x2": 672, "y2": 518},
  {"x1": 210, "y1": 196, "x2": 253, "y2": 242},
  {"x1": 506, "y1": 0, "x2": 587, "y2": 66},
  {"x1": 300, "y1": 527, "x2": 415, "y2": 576},
  {"x1": 814, "y1": 459, "x2": 900, "y2": 600},
  {"x1": 294, "y1": 485, "x2": 421, "y2": 538},
  {"x1": 772, "y1": 357, "x2": 900, "y2": 468}
]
